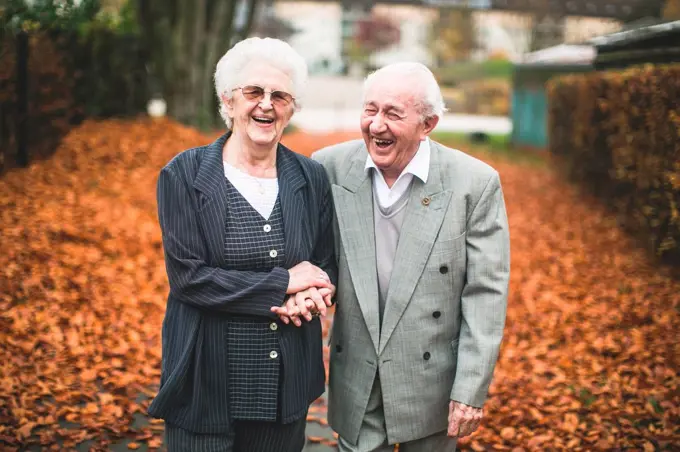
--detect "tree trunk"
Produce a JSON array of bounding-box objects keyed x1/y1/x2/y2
[
  {"x1": 138, "y1": 0, "x2": 261, "y2": 129},
  {"x1": 168, "y1": 0, "x2": 194, "y2": 123},
  {"x1": 200, "y1": 0, "x2": 238, "y2": 129},
  {"x1": 235, "y1": 0, "x2": 261, "y2": 43},
  {"x1": 189, "y1": 0, "x2": 207, "y2": 126}
]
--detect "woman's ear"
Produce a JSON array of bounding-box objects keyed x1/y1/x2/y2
[{"x1": 221, "y1": 94, "x2": 234, "y2": 118}]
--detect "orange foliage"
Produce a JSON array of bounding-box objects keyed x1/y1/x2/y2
[{"x1": 0, "y1": 119, "x2": 678, "y2": 450}]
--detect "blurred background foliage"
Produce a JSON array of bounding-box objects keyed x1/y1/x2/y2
[
  {"x1": 0, "y1": 0, "x2": 148, "y2": 171},
  {"x1": 1, "y1": 0, "x2": 262, "y2": 129},
  {"x1": 0, "y1": 0, "x2": 263, "y2": 172},
  {"x1": 548, "y1": 63, "x2": 680, "y2": 264}
]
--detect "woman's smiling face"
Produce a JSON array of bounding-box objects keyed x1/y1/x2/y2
[{"x1": 224, "y1": 61, "x2": 296, "y2": 148}]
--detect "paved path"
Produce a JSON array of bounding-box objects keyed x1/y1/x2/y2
[{"x1": 50, "y1": 390, "x2": 337, "y2": 452}]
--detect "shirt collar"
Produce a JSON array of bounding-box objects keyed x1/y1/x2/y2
[{"x1": 364, "y1": 137, "x2": 430, "y2": 183}]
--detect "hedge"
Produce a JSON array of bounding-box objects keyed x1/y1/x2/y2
[
  {"x1": 547, "y1": 64, "x2": 680, "y2": 264},
  {"x1": 0, "y1": 0, "x2": 148, "y2": 172}
]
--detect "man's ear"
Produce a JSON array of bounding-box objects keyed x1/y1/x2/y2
[{"x1": 422, "y1": 115, "x2": 439, "y2": 138}]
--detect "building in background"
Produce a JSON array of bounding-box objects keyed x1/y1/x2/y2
[
  {"x1": 511, "y1": 44, "x2": 595, "y2": 149},
  {"x1": 271, "y1": 1, "x2": 345, "y2": 74},
  {"x1": 267, "y1": 0, "x2": 633, "y2": 75}
]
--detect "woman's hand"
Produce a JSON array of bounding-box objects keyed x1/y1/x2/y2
[
  {"x1": 317, "y1": 286, "x2": 335, "y2": 308},
  {"x1": 271, "y1": 285, "x2": 335, "y2": 326},
  {"x1": 286, "y1": 261, "x2": 332, "y2": 294}
]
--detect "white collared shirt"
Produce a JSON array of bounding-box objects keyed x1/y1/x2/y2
[{"x1": 365, "y1": 138, "x2": 430, "y2": 209}]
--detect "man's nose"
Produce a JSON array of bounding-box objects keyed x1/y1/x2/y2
[{"x1": 369, "y1": 115, "x2": 387, "y2": 133}]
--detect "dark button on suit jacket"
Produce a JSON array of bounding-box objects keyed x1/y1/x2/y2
[{"x1": 148, "y1": 133, "x2": 337, "y2": 434}]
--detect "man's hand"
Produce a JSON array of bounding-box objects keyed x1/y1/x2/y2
[
  {"x1": 448, "y1": 400, "x2": 483, "y2": 438},
  {"x1": 286, "y1": 261, "x2": 332, "y2": 294},
  {"x1": 271, "y1": 286, "x2": 335, "y2": 326}
]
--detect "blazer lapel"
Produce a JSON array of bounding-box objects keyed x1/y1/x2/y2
[
  {"x1": 277, "y1": 145, "x2": 310, "y2": 268},
  {"x1": 379, "y1": 142, "x2": 453, "y2": 354},
  {"x1": 192, "y1": 133, "x2": 230, "y2": 268},
  {"x1": 333, "y1": 147, "x2": 381, "y2": 354}
]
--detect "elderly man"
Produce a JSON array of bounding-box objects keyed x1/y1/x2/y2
[{"x1": 312, "y1": 62, "x2": 510, "y2": 451}]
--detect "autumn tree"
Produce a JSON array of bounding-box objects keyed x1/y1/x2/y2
[
  {"x1": 135, "y1": 0, "x2": 261, "y2": 128},
  {"x1": 431, "y1": 6, "x2": 477, "y2": 66},
  {"x1": 345, "y1": 12, "x2": 401, "y2": 69},
  {"x1": 663, "y1": 0, "x2": 680, "y2": 20}
]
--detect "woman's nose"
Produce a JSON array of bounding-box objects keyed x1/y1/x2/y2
[{"x1": 258, "y1": 93, "x2": 274, "y2": 110}]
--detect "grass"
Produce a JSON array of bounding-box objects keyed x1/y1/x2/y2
[
  {"x1": 435, "y1": 59, "x2": 513, "y2": 85},
  {"x1": 431, "y1": 131, "x2": 547, "y2": 167},
  {"x1": 432, "y1": 131, "x2": 510, "y2": 149}
]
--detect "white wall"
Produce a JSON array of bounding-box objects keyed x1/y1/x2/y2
[
  {"x1": 370, "y1": 5, "x2": 439, "y2": 67},
  {"x1": 274, "y1": 1, "x2": 343, "y2": 74}
]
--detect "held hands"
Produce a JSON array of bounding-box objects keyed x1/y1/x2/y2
[
  {"x1": 270, "y1": 261, "x2": 335, "y2": 326},
  {"x1": 271, "y1": 286, "x2": 334, "y2": 326},
  {"x1": 448, "y1": 401, "x2": 483, "y2": 438},
  {"x1": 286, "y1": 261, "x2": 332, "y2": 294}
]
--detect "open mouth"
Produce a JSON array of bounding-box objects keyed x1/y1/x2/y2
[
  {"x1": 373, "y1": 137, "x2": 394, "y2": 149},
  {"x1": 252, "y1": 116, "x2": 275, "y2": 125}
]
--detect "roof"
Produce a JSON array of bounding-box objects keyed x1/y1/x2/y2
[
  {"x1": 590, "y1": 20, "x2": 680, "y2": 50},
  {"x1": 520, "y1": 44, "x2": 596, "y2": 65}
]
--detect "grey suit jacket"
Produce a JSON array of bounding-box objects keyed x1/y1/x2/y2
[{"x1": 313, "y1": 139, "x2": 510, "y2": 445}]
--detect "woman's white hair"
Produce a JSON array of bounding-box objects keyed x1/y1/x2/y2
[
  {"x1": 363, "y1": 62, "x2": 447, "y2": 121},
  {"x1": 214, "y1": 37, "x2": 308, "y2": 129}
]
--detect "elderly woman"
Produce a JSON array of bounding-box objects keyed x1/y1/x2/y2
[{"x1": 148, "y1": 37, "x2": 337, "y2": 452}]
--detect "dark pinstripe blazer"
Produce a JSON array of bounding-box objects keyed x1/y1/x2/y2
[{"x1": 148, "y1": 133, "x2": 337, "y2": 434}]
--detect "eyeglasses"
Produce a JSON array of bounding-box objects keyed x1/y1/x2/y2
[{"x1": 232, "y1": 85, "x2": 295, "y2": 106}]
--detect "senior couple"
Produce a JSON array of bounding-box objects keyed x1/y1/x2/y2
[{"x1": 149, "y1": 37, "x2": 510, "y2": 452}]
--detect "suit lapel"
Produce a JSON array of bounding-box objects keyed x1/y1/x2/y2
[
  {"x1": 379, "y1": 142, "x2": 453, "y2": 354},
  {"x1": 277, "y1": 145, "x2": 310, "y2": 268},
  {"x1": 333, "y1": 147, "x2": 381, "y2": 354},
  {"x1": 192, "y1": 133, "x2": 230, "y2": 268},
  {"x1": 193, "y1": 135, "x2": 309, "y2": 269}
]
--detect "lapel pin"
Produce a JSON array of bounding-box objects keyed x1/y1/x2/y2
[{"x1": 422, "y1": 197, "x2": 431, "y2": 206}]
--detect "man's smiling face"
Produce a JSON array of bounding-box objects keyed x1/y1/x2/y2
[{"x1": 360, "y1": 74, "x2": 435, "y2": 182}]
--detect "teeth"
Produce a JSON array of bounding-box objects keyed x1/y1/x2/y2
[
  {"x1": 374, "y1": 138, "x2": 393, "y2": 145},
  {"x1": 253, "y1": 116, "x2": 274, "y2": 123}
]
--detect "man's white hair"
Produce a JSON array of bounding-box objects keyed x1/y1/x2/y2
[
  {"x1": 363, "y1": 62, "x2": 447, "y2": 121},
  {"x1": 214, "y1": 37, "x2": 308, "y2": 129}
]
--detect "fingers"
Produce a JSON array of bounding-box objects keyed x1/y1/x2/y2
[
  {"x1": 274, "y1": 283, "x2": 335, "y2": 327},
  {"x1": 318, "y1": 269, "x2": 330, "y2": 283},
  {"x1": 307, "y1": 287, "x2": 327, "y2": 317},
  {"x1": 458, "y1": 414, "x2": 473, "y2": 438},
  {"x1": 318, "y1": 287, "x2": 332, "y2": 297},
  {"x1": 463, "y1": 405, "x2": 482, "y2": 437},
  {"x1": 448, "y1": 401, "x2": 460, "y2": 437},
  {"x1": 317, "y1": 285, "x2": 335, "y2": 306},
  {"x1": 295, "y1": 292, "x2": 312, "y2": 321},
  {"x1": 270, "y1": 306, "x2": 291, "y2": 325},
  {"x1": 271, "y1": 301, "x2": 298, "y2": 326},
  {"x1": 462, "y1": 408, "x2": 483, "y2": 437},
  {"x1": 287, "y1": 261, "x2": 333, "y2": 294},
  {"x1": 275, "y1": 296, "x2": 302, "y2": 326},
  {"x1": 447, "y1": 401, "x2": 483, "y2": 438},
  {"x1": 286, "y1": 296, "x2": 303, "y2": 326}
]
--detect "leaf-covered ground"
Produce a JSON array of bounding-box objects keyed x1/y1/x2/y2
[{"x1": 0, "y1": 119, "x2": 678, "y2": 451}]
